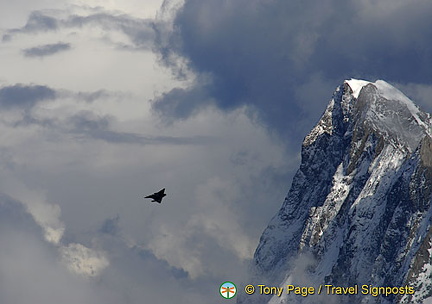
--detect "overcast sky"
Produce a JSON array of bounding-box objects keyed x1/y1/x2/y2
[{"x1": 0, "y1": 0, "x2": 431, "y2": 303}]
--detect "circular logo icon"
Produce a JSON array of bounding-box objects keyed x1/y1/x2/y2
[{"x1": 220, "y1": 281, "x2": 237, "y2": 299}]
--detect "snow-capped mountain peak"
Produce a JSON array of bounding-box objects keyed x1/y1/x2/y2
[
  {"x1": 348, "y1": 79, "x2": 431, "y2": 153},
  {"x1": 243, "y1": 79, "x2": 432, "y2": 304},
  {"x1": 306, "y1": 79, "x2": 430, "y2": 152}
]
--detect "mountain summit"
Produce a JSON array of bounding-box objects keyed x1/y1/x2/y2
[{"x1": 243, "y1": 79, "x2": 432, "y2": 304}]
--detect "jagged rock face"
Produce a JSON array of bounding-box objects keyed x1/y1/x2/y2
[{"x1": 246, "y1": 80, "x2": 432, "y2": 304}]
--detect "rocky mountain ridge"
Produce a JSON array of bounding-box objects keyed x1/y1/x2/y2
[{"x1": 243, "y1": 79, "x2": 432, "y2": 304}]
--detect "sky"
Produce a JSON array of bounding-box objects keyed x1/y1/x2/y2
[{"x1": 0, "y1": 0, "x2": 431, "y2": 303}]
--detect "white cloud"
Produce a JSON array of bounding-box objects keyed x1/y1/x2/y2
[
  {"x1": 69, "y1": 0, "x2": 165, "y2": 19},
  {"x1": 0, "y1": 177, "x2": 65, "y2": 244},
  {"x1": 60, "y1": 243, "x2": 109, "y2": 277},
  {"x1": 0, "y1": 198, "x2": 106, "y2": 304}
]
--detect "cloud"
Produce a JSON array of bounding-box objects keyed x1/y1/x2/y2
[
  {"x1": 0, "y1": 83, "x2": 291, "y2": 304},
  {"x1": 100, "y1": 214, "x2": 121, "y2": 235},
  {"x1": 60, "y1": 243, "x2": 109, "y2": 277},
  {"x1": 66, "y1": 110, "x2": 216, "y2": 145},
  {"x1": 70, "y1": 90, "x2": 118, "y2": 103},
  {"x1": 22, "y1": 42, "x2": 71, "y2": 58},
  {"x1": 20, "y1": 10, "x2": 59, "y2": 32},
  {"x1": 0, "y1": 83, "x2": 121, "y2": 113},
  {"x1": 88, "y1": 130, "x2": 215, "y2": 145},
  {"x1": 0, "y1": 194, "x2": 104, "y2": 304},
  {"x1": 152, "y1": 0, "x2": 432, "y2": 143},
  {"x1": 68, "y1": 13, "x2": 154, "y2": 50},
  {"x1": 0, "y1": 193, "x2": 201, "y2": 304},
  {"x1": 0, "y1": 2, "x2": 373, "y2": 303},
  {"x1": 0, "y1": 81, "x2": 216, "y2": 147},
  {"x1": 0, "y1": 84, "x2": 56, "y2": 109},
  {"x1": 266, "y1": 253, "x2": 342, "y2": 304},
  {"x1": 0, "y1": 193, "x2": 44, "y2": 235},
  {"x1": 4, "y1": 9, "x2": 155, "y2": 51},
  {"x1": 151, "y1": 85, "x2": 214, "y2": 122},
  {"x1": 0, "y1": 92, "x2": 290, "y2": 300},
  {"x1": 94, "y1": 232, "x2": 208, "y2": 304}
]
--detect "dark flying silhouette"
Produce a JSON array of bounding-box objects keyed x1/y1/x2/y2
[{"x1": 144, "y1": 188, "x2": 166, "y2": 203}]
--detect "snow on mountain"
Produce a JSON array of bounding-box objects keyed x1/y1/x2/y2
[
  {"x1": 346, "y1": 79, "x2": 370, "y2": 98},
  {"x1": 240, "y1": 79, "x2": 432, "y2": 304}
]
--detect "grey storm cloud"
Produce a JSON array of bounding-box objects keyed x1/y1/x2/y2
[
  {"x1": 68, "y1": 111, "x2": 215, "y2": 145},
  {"x1": 151, "y1": 86, "x2": 213, "y2": 121},
  {"x1": 22, "y1": 42, "x2": 71, "y2": 58},
  {"x1": 17, "y1": 11, "x2": 59, "y2": 33},
  {"x1": 153, "y1": 0, "x2": 432, "y2": 143},
  {"x1": 72, "y1": 90, "x2": 115, "y2": 103},
  {"x1": 0, "y1": 194, "x2": 96, "y2": 304},
  {"x1": 0, "y1": 84, "x2": 56, "y2": 109},
  {"x1": 4, "y1": 10, "x2": 155, "y2": 50},
  {"x1": 0, "y1": 194, "x2": 43, "y2": 235},
  {"x1": 2, "y1": 87, "x2": 122, "y2": 128},
  {"x1": 0, "y1": 195, "x2": 194, "y2": 304},
  {"x1": 89, "y1": 130, "x2": 215, "y2": 145},
  {"x1": 99, "y1": 215, "x2": 121, "y2": 236},
  {"x1": 0, "y1": 86, "x2": 213, "y2": 146},
  {"x1": 94, "y1": 215, "x2": 190, "y2": 281}
]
